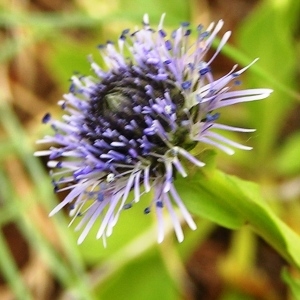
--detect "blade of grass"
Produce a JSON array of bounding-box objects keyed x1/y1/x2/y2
[
  {"x1": 0, "y1": 101, "x2": 96, "y2": 299},
  {"x1": 0, "y1": 166, "x2": 97, "y2": 300},
  {"x1": 0, "y1": 170, "x2": 74, "y2": 287},
  {"x1": 0, "y1": 230, "x2": 33, "y2": 300},
  {"x1": 0, "y1": 11, "x2": 101, "y2": 28},
  {"x1": 214, "y1": 39, "x2": 300, "y2": 102}
]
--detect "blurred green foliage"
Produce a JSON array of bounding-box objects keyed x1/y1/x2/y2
[{"x1": 1, "y1": 0, "x2": 300, "y2": 299}]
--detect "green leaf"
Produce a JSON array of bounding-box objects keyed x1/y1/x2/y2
[
  {"x1": 274, "y1": 131, "x2": 300, "y2": 176},
  {"x1": 220, "y1": 289, "x2": 255, "y2": 300},
  {"x1": 281, "y1": 268, "x2": 300, "y2": 299},
  {"x1": 96, "y1": 250, "x2": 179, "y2": 300},
  {"x1": 75, "y1": 195, "x2": 153, "y2": 264},
  {"x1": 176, "y1": 168, "x2": 300, "y2": 268},
  {"x1": 45, "y1": 38, "x2": 99, "y2": 90},
  {"x1": 118, "y1": 0, "x2": 190, "y2": 25},
  {"x1": 175, "y1": 150, "x2": 244, "y2": 230},
  {"x1": 176, "y1": 171, "x2": 244, "y2": 230},
  {"x1": 236, "y1": 0, "x2": 300, "y2": 166},
  {"x1": 0, "y1": 10, "x2": 101, "y2": 29}
]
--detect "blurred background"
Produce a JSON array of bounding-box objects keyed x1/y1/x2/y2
[{"x1": 0, "y1": 0, "x2": 300, "y2": 299}]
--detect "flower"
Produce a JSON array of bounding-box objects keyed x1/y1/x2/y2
[{"x1": 35, "y1": 14, "x2": 272, "y2": 245}]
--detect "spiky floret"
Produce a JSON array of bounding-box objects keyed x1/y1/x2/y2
[{"x1": 35, "y1": 14, "x2": 272, "y2": 245}]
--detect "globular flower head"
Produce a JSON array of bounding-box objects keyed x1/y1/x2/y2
[{"x1": 35, "y1": 14, "x2": 272, "y2": 245}]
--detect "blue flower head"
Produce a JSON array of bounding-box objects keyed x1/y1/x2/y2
[{"x1": 35, "y1": 14, "x2": 272, "y2": 245}]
